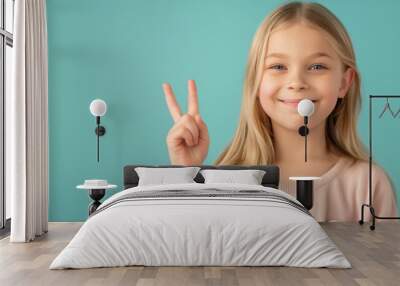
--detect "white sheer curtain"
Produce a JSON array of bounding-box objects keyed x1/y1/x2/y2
[{"x1": 7, "y1": 0, "x2": 49, "y2": 242}]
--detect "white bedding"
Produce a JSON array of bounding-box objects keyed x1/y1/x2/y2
[{"x1": 49, "y1": 183, "x2": 351, "y2": 269}]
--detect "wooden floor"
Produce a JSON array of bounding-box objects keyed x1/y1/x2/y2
[{"x1": 0, "y1": 222, "x2": 399, "y2": 286}]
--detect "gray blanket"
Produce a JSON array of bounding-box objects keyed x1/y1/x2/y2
[{"x1": 90, "y1": 188, "x2": 310, "y2": 218}]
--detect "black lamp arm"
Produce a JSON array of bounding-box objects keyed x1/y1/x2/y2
[{"x1": 94, "y1": 116, "x2": 106, "y2": 162}]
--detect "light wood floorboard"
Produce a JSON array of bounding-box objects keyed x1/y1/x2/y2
[{"x1": 0, "y1": 222, "x2": 399, "y2": 286}]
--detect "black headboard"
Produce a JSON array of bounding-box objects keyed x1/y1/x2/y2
[{"x1": 123, "y1": 165, "x2": 279, "y2": 189}]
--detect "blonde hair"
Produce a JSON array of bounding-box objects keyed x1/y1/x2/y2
[{"x1": 214, "y1": 1, "x2": 368, "y2": 165}]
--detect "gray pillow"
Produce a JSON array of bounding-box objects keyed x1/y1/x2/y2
[
  {"x1": 200, "y1": 169, "x2": 266, "y2": 185},
  {"x1": 135, "y1": 167, "x2": 201, "y2": 186}
]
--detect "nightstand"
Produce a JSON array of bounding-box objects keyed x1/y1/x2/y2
[
  {"x1": 289, "y1": 176, "x2": 320, "y2": 210},
  {"x1": 77, "y1": 180, "x2": 117, "y2": 215}
]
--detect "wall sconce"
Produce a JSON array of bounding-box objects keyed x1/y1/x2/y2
[
  {"x1": 89, "y1": 99, "x2": 107, "y2": 162},
  {"x1": 297, "y1": 99, "x2": 315, "y2": 162}
]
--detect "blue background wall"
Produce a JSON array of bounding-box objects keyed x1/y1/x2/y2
[{"x1": 47, "y1": 0, "x2": 400, "y2": 221}]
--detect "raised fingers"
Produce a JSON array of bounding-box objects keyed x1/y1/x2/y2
[
  {"x1": 163, "y1": 83, "x2": 182, "y2": 122},
  {"x1": 187, "y1": 80, "x2": 199, "y2": 116}
]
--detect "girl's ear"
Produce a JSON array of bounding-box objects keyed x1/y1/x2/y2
[{"x1": 339, "y1": 67, "x2": 355, "y2": 98}]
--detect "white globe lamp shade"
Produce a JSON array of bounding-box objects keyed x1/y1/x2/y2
[
  {"x1": 90, "y1": 99, "x2": 107, "y2": 117},
  {"x1": 297, "y1": 99, "x2": 314, "y2": 117}
]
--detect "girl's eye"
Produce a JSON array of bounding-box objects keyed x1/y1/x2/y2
[
  {"x1": 269, "y1": 64, "x2": 286, "y2": 71},
  {"x1": 309, "y1": 64, "x2": 327, "y2": 70}
]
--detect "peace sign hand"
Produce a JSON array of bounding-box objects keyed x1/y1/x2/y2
[{"x1": 163, "y1": 80, "x2": 210, "y2": 165}]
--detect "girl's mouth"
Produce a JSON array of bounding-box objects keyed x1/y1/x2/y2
[{"x1": 278, "y1": 99, "x2": 317, "y2": 108}]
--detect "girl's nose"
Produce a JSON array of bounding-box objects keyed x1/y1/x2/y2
[
  {"x1": 288, "y1": 81, "x2": 309, "y2": 91},
  {"x1": 287, "y1": 70, "x2": 309, "y2": 91}
]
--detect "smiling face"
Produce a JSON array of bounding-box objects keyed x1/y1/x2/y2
[{"x1": 258, "y1": 21, "x2": 353, "y2": 131}]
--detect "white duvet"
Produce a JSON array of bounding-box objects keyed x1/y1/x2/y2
[{"x1": 50, "y1": 183, "x2": 351, "y2": 269}]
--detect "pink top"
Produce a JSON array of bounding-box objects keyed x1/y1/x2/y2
[{"x1": 278, "y1": 157, "x2": 398, "y2": 222}]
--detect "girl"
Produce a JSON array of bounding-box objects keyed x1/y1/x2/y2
[{"x1": 162, "y1": 1, "x2": 397, "y2": 222}]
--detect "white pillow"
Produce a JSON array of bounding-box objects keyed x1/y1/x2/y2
[
  {"x1": 200, "y1": 169, "x2": 266, "y2": 185},
  {"x1": 135, "y1": 167, "x2": 201, "y2": 186}
]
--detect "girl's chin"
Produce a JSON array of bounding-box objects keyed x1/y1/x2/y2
[
  {"x1": 272, "y1": 122, "x2": 303, "y2": 132},
  {"x1": 272, "y1": 119, "x2": 314, "y2": 133}
]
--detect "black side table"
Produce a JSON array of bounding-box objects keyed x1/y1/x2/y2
[
  {"x1": 77, "y1": 181, "x2": 117, "y2": 215},
  {"x1": 289, "y1": 176, "x2": 320, "y2": 210},
  {"x1": 88, "y1": 189, "x2": 106, "y2": 215}
]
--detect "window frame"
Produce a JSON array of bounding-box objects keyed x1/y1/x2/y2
[{"x1": 0, "y1": 0, "x2": 14, "y2": 233}]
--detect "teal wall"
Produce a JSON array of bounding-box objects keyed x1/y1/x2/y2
[{"x1": 47, "y1": 0, "x2": 400, "y2": 221}]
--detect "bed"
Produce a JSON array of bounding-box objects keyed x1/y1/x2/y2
[{"x1": 49, "y1": 165, "x2": 350, "y2": 269}]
